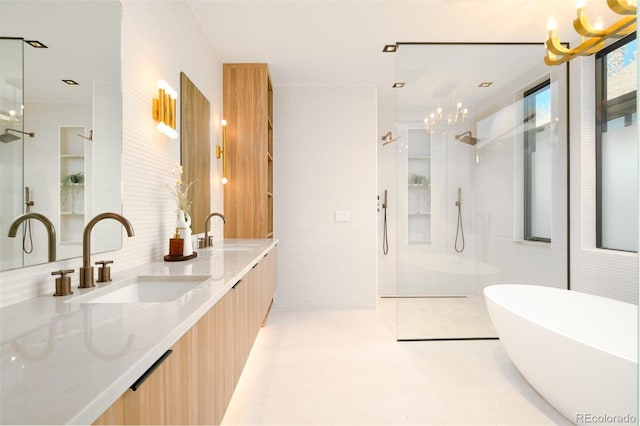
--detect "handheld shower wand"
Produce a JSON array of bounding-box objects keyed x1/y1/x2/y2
[
  {"x1": 382, "y1": 190, "x2": 389, "y2": 255},
  {"x1": 22, "y1": 187, "x2": 35, "y2": 254},
  {"x1": 454, "y1": 187, "x2": 465, "y2": 253}
]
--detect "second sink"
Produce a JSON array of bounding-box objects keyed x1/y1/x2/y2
[{"x1": 67, "y1": 275, "x2": 210, "y2": 304}]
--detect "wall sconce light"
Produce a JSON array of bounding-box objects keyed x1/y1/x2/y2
[
  {"x1": 152, "y1": 80, "x2": 178, "y2": 139},
  {"x1": 216, "y1": 119, "x2": 228, "y2": 184},
  {"x1": 544, "y1": 0, "x2": 636, "y2": 66}
]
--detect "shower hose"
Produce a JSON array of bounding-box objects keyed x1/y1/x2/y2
[
  {"x1": 455, "y1": 202, "x2": 465, "y2": 253},
  {"x1": 382, "y1": 201, "x2": 389, "y2": 255},
  {"x1": 23, "y1": 204, "x2": 34, "y2": 255}
]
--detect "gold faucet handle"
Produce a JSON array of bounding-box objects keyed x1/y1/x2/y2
[
  {"x1": 51, "y1": 269, "x2": 74, "y2": 297},
  {"x1": 95, "y1": 260, "x2": 113, "y2": 283}
]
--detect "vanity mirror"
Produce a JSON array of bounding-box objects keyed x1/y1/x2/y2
[
  {"x1": 0, "y1": 0, "x2": 123, "y2": 272},
  {"x1": 180, "y1": 72, "x2": 211, "y2": 235}
]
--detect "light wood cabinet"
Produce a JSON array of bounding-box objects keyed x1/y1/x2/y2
[
  {"x1": 222, "y1": 63, "x2": 274, "y2": 239},
  {"x1": 260, "y1": 248, "x2": 277, "y2": 325},
  {"x1": 93, "y1": 247, "x2": 277, "y2": 425}
]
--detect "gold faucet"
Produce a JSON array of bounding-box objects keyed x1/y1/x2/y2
[
  {"x1": 204, "y1": 212, "x2": 226, "y2": 247},
  {"x1": 8, "y1": 213, "x2": 56, "y2": 262},
  {"x1": 79, "y1": 212, "x2": 134, "y2": 288}
]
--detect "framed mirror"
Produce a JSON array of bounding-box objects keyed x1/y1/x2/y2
[
  {"x1": 0, "y1": 0, "x2": 123, "y2": 271},
  {"x1": 180, "y1": 72, "x2": 211, "y2": 235}
]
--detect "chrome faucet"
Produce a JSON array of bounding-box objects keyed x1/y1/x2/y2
[
  {"x1": 8, "y1": 213, "x2": 56, "y2": 262},
  {"x1": 203, "y1": 212, "x2": 226, "y2": 247},
  {"x1": 79, "y1": 212, "x2": 134, "y2": 288}
]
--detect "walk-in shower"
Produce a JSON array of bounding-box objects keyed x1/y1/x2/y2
[{"x1": 389, "y1": 43, "x2": 569, "y2": 341}]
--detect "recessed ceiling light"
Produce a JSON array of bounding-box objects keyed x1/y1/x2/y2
[
  {"x1": 25, "y1": 40, "x2": 48, "y2": 48},
  {"x1": 392, "y1": 82, "x2": 405, "y2": 88},
  {"x1": 478, "y1": 82, "x2": 493, "y2": 88},
  {"x1": 62, "y1": 79, "x2": 79, "y2": 85},
  {"x1": 383, "y1": 44, "x2": 397, "y2": 53}
]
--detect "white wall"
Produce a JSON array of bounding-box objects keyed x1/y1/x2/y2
[
  {"x1": 570, "y1": 57, "x2": 638, "y2": 303},
  {"x1": 25, "y1": 103, "x2": 92, "y2": 264},
  {"x1": 0, "y1": 0, "x2": 224, "y2": 307},
  {"x1": 273, "y1": 86, "x2": 378, "y2": 309},
  {"x1": 377, "y1": 103, "x2": 397, "y2": 296}
]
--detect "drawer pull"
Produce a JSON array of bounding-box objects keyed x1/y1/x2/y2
[
  {"x1": 130, "y1": 350, "x2": 173, "y2": 391},
  {"x1": 232, "y1": 280, "x2": 242, "y2": 289}
]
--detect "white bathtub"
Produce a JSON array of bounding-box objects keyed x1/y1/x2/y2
[{"x1": 484, "y1": 284, "x2": 638, "y2": 425}]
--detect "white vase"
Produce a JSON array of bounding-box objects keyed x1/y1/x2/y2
[{"x1": 176, "y1": 210, "x2": 193, "y2": 256}]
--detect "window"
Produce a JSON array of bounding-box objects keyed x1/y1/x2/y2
[
  {"x1": 596, "y1": 34, "x2": 638, "y2": 252},
  {"x1": 524, "y1": 80, "x2": 552, "y2": 242}
]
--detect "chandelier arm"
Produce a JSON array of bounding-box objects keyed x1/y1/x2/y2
[
  {"x1": 607, "y1": 0, "x2": 637, "y2": 15},
  {"x1": 545, "y1": 16, "x2": 636, "y2": 66}
]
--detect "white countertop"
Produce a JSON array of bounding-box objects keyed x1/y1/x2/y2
[{"x1": 0, "y1": 239, "x2": 278, "y2": 425}]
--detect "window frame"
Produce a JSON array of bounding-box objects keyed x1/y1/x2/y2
[
  {"x1": 595, "y1": 32, "x2": 637, "y2": 252},
  {"x1": 523, "y1": 79, "x2": 552, "y2": 243}
]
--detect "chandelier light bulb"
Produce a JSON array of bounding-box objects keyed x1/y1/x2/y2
[{"x1": 594, "y1": 16, "x2": 604, "y2": 30}]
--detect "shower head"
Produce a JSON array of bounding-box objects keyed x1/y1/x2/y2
[
  {"x1": 0, "y1": 129, "x2": 35, "y2": 143},
  {"x1": 381, "y1": 131, "x2": 400, "y2": 145},
  {"x1": 454, "y1": 131, "x2": 478, "y2": 146}
]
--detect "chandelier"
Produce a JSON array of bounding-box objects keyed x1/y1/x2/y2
[
  {"x1": 545, "y1": 0, "x2": 636, "y2": 66},
  {"x1": 423, "y1": 101, "x2": 468, "y2": 134}
]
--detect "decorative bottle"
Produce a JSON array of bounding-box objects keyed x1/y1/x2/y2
[{"x1": 176, "y1": 210, "x2": 193, "y2": 256}]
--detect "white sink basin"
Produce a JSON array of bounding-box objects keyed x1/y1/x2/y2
[
  {"x1": 67, "y1": 275, "x2": 210, "y2": 304},
  {"x1": 215, "y1": 243, "x2": 259, "y2": 252}
]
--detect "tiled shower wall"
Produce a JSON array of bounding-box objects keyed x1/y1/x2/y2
[{"x1": 569, "y1": 58, "x2": 638, "y2": 303}]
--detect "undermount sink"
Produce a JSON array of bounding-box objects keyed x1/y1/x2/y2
[
  {"x1": 66, "y1": 275, "x2": 210, "y2": 304},
  {"x1": 215, "y1": 243, "x2": 259, "y2": 252}
]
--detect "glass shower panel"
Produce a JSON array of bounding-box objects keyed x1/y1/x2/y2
[
  {"x1": 0, "y1": 38, "x2": 25, "y2": 270},
  {"x1": 407, "y1": 128, "x2": 431, "y2": 243},
  {"x1": 394, "y1": 43, "x2": 568, "y2": 341}
]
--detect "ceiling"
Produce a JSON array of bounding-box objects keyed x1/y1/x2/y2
[
  {"x1": 0, "y1": 1, "x2": 120, "y2": 105},
  {"x1": 186, "y1": 0, "x2": 619, "y2": 113},
  {"x1": 0, "y1": 1, "x2": 624, "y2": 115}
]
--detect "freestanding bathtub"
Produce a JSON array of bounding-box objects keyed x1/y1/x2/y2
[{"x1": 484, "y1": 284, "x2": 638, "y2": 425}]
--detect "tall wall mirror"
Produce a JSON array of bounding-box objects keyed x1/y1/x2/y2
[
  {"x1": 180, "y1": 72, "x2": 211, "y2": 235},
  {"x1": 0, "y1": 0, "x2": 123, "y2": 272}
]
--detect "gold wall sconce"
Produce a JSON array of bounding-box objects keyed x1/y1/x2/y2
[
  {"x1": 152, "y1": 80, "x2": 178, "y2": 139},
  {"x1": 545, "y1": 0, "x2": 636, "y2": 66},
  {"x1": 216, "y1": 119, "x2": 228, "y2": 184}
]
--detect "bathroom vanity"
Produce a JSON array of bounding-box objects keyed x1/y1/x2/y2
[{"x1": 0, "y1": 239, "x2": 277, "y2": 425}]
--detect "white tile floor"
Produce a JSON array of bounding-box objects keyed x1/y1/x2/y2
[
  {"x1": 396, "y1": 296, "x2": 497, "y2": 340},
  {"x1": 222, "y1": 299, "x2": 571, "y2": 426}
]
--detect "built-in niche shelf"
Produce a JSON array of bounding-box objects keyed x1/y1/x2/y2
[
  {"x1": 406, "y1": 128, "x2": 432, "y2": 244},
  {"x1": 59, "y1": 126, "x2": 87, "y2": 244}
]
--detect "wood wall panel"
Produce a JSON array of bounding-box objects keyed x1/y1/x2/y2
[{"x1": 222, "y1": 63, "x2": 272, "y2": 238}]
